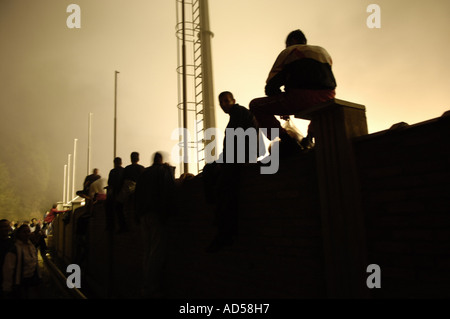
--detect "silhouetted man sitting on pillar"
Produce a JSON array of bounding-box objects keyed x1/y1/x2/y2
[{"x1": 249, "y1": 29, "x2": 337, "y2": 154}]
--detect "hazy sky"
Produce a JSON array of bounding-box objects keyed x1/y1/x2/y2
[{"x1": 1, "y1": 0, "x2": 450, "y2": 217}]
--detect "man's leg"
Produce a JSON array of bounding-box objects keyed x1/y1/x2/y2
[
  {"x1": 249, "y1": 89, "x2": 335, "y2": 140},
  {"x1": 249, "y1": 93, "x2": 291, "y2": 140}
]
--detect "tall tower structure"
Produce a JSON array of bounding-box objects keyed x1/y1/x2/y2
[{"x1": 175, "y1": 0, "x2": 216, "y2": 175}]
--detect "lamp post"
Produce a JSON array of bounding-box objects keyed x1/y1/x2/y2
[
  {"x1": 114, "y1": 71, "x2": 119, "y2": 158},
  {"x1": 72, "y1": 138, "x2": 78, "y2": 200},
  {"x1": 67, "y1": 154, "x2": 71, "y2": 203},
  {"x1": 87, "y1": 112, "x2": 93, "y2": 175},
  {"x1": 63, "y1": 164, "x2": 67, "y2": 204}
]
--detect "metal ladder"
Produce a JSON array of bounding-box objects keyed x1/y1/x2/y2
[{"x1": 175, "y1": 0, "x2": 206, "y2": 175}]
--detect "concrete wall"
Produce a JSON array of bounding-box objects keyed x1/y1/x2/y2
[
  {"x1": 49, "y1": 112, "x2": 450, "y2": 299},
  {"x1": 354, "y1": 114, "x2": 450, "y2": 298},
  {"x1": 164, "y1": 154, "x2": 325, "y2": 298}
]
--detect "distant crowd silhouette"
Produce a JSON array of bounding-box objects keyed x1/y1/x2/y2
[{"x1": 1, "y1": 217, "x2": 50, "y2": 299}]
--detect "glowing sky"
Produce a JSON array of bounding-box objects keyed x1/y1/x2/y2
[{"x1": 1, "y1": 0, "x2": 449, "y2": 215}]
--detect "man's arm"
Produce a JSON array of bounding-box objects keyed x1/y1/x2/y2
[
  {"x1": 265, "y1": 69, "x2": 287, "y2": 96},
  {"x1": 265, "y1": 47, "x2": 293, "y2": 96}
]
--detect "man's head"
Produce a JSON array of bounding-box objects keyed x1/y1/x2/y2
[
  {"x1": 93, "y1": 168, "x2": 99, "y2": 175},
  {"x1": 113, "y1": 157, "x2": 122, "y2": 168},
  {"x1": 219, "y1": 91, "x2": 236, "y2": 114},
  {"x1": 153, "y1": 152, "x2": 163, "y2": 165},
  {"x1": 15, "y1": 224, "x2": 31, "y2": 243},
  {"x1": 286, "y1": 29, "x2": 307, "y2": 48},
  {"x1": 131, "y1": 152, "x2": 140, "y2": 164}
]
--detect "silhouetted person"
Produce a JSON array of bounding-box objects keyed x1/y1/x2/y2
[
  {"x1": 76, "y1": 168, "x2": 101, "y2": 199},
  {"x1": 29, "y1": 224, "x2": 48, "y2": 257},
  {"x1": 217, "y1": 91, "x2": 262, "y2": 164},
  {"x1": 2, "y1": 224, "x2": 41, "y2": 299},
  {"x1": 203, "y1": 91, "x2": 261, "y2": 253},
  {"x1": 88, "y1": 177, "x2": 107, "y2": 202},
  {"x1": 117, "y1": 152, "x2": 145, "y2": 211},
  {"x1": 44, "y1": 204, "x2": 63, "y2": 226},
  {"x1": 135, "y1": 152, "x2": 175, "y2": 298},
  {"x1": 106, "y1": 157, "x2": 126, "y2": 232},
  {"x1": 249, "y1": 29, "x2": 337, "y2": 152},
  {"x1": 82, "y1": 177, "x2": 107, "y2": 218},
  {"x1": 0, "y1": 219, "x2": 14, "y2": 297},
  {"x1": 29, "y1": 218, "x2": 37, "y2": 232}
]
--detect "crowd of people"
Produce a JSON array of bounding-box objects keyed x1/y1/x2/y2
[
  {"x1": 72, "y1": 150, "x2": 176, "y2": 298},
  {"x1": 0, "y1": 217, "x2": 49, "y2": 299}
]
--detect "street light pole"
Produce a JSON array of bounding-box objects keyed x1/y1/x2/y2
[
  {"x1": 181, "y1": 1, "x2": 189, "y2": 174},
  {"x1": 114, "y1": 70, "x2": 120, "y2": 158},
  {"x1": 87, "y1": 113, "x2": 93, "y2": 175},
  {"x1": 67, "y1": 154, "x2": 71, "y2": 203},
  {"x1": 63, "y1": 164, "x2": 67, "y2": 204},
  {"x1": 72, "y1": 138, "x2": 78, "y2": 200}
]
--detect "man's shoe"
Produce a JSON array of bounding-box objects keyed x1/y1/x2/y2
[
  {"x1": 300, "y1": 136, "x2": 315, "y2": 151},
  {"x1": 278, "y1": 134, "x2": 304, "y2": 157}
]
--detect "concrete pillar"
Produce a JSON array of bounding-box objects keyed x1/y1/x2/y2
[{"x1": 295, "y1": 98, "x2": 370, "y2": 298}]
